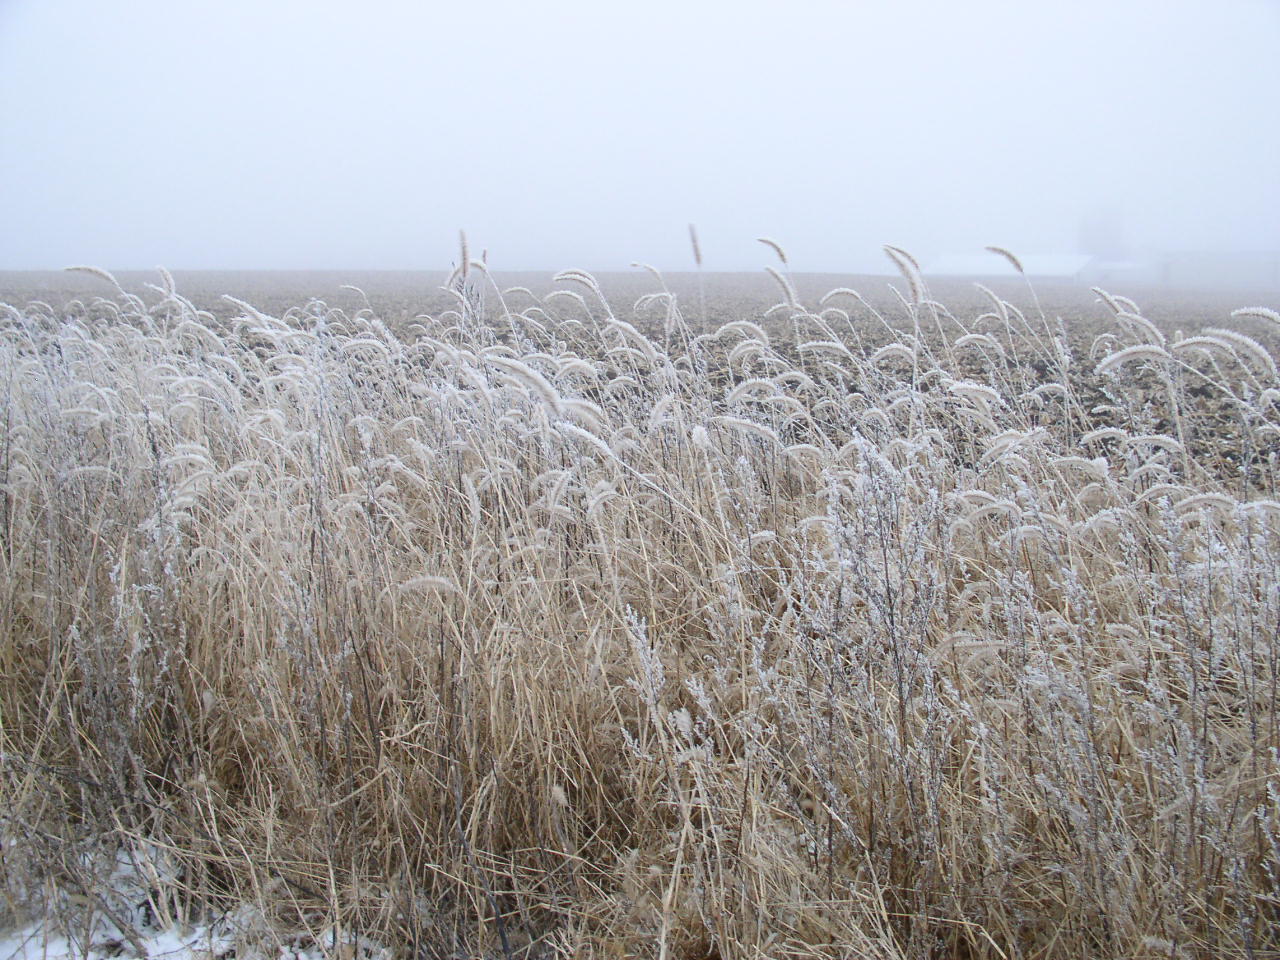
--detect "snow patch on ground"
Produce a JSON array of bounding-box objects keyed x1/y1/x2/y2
[
  {"x1": 1, "y1": 845, "x2": 391, "y2": 960},
  {"x1": 1, "y1": 909, "x2": 392, "y2": 960},
  {"x1": 1, "y1": 915, "x2": 235, "y2": 960}
]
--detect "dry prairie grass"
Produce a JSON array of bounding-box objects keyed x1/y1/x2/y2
[{"x1": 1, "y1": 256, "x2": 1278, "y2": 959}]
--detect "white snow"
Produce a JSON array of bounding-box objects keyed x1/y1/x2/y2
[
  {"x1": 1, "y1": 910, "x2": 392, "y2": 960},
  {"x1": 1, "y1": 846, "x2": 391, "y2": 960},
  {"x1": 1, "y1": 913, "x2": 236, "y2": 960}
]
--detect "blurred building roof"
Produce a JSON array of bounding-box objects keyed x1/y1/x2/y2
[{"x1": 926, "y1": 253, "x2": 1096, "y2": 277}]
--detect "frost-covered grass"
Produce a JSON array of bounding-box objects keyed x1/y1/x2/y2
[{"x1": 2, "y1": 250, "x2": 1279, "y2": 959}]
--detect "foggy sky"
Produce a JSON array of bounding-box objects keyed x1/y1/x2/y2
[{"x1": 1, "y1": 0, "x2": 1278, "y2": 272}]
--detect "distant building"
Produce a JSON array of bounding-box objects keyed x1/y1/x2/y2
[
  {"x1": 923, "y1": 250, "x2": 1280, "y2": 291},
  {"x1": 1157, "y1": 252, "x2": 1280, "y2": 290},
  {"x1": 925, "y1": 253, "x2": 1096, "y2": 281},
  {"x1": 1085, "y1": 259, "x2": 1163, "y2": 287},
  {"x1": 1077, "y1": 207, "x2": 1129, "y2": 262}
]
